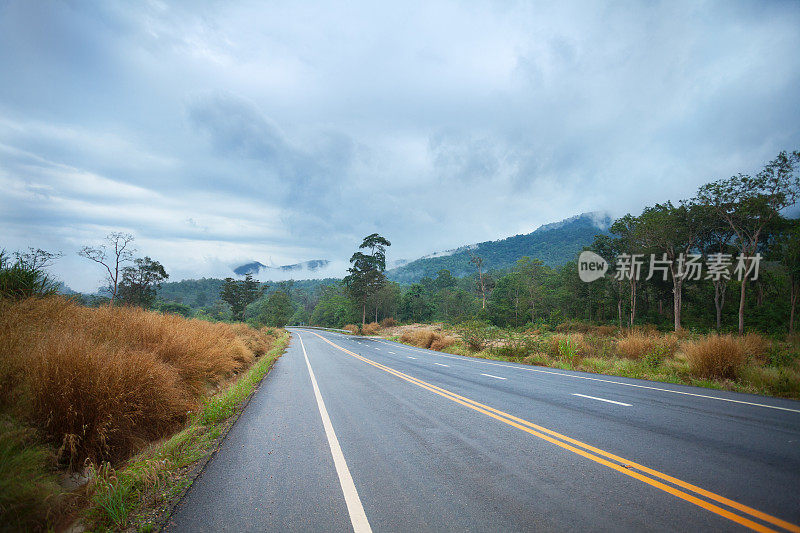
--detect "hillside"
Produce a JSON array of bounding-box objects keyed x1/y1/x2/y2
[{"x1": 386, "y1": 212, "x2": 612, "y2": 284}]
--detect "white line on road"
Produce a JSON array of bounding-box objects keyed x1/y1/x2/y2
[
  {"x1": 377, "y1": 340, "x2": 800, "y2": 413},
  {"x1": 297, "y1": 334, "x2": 373, "y2": 533},
  {"x1": 481, "y1": 373, "x2": 507, "y2": 380},
  {"x1": 407, "y1": 356, "x2": 416, "y2": 359},
  {"x1": 388, "y1": 351, "x2": 396, "y2": 354},
  {"x1": 572, "y1": 393, "x2": 632, "y2": 407},
  {"x1": 434, "y1": 363, "x2": 449, "y2": 367}
]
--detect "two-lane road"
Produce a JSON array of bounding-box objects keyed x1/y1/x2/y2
[{"x1": 167, "y1": 329, "x2": 800, "y2": 532}]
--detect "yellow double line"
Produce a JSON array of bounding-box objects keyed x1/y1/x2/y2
[{"x1": 308, "y1": 331, "x2": 800, "y2": 533}]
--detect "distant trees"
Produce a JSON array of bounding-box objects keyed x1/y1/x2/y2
[
  {"x1": 117, "y1": 257, "x2": 169, "y2": 308},
  {"x1": 776, "y1": 220, "x2": 800, "y2": 334},
  {"x1": 78, "y1": 232, "x2": 136, "y2": 304},
  {"x1": 344, "y1": 233, "x2": 391, "y2": 325},
  {"x1": 220, "y1": 274, "x2": 265, "y2": 321}
]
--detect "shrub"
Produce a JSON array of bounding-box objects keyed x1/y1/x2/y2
[
  {"x1": 362, "y1": 322, "x2": 380, "y2": 335},
  {"x1": 400, "y1": 329, "x2": 435, "y2": 348},
  {"x1": 683, "y1": 334, "x2": 747, "y2": 380},
  {"x1": 430, "y1": 335, "x2": 456, "y2": 351},
  {"x1": 343, "y1": 324, "x2": 359, "y2": 335},
  {"x1": 617, "y1": 331, "x2": 657, "y2": 360},
  {"x1": 741, "y1": 333, "x2": 770, "y2": 361},
  {"x1": 0, "y1": 251, "x2": 59, "y2": 301},
  {"x1": 380, "y1": 317, "x2": 397, "y2": 328},
  {"x1": 454, "y1": 320, "x2": 495, "y2": 352},
  {"x1": 547, "y1": 333, "x2": 587, "y2": 358}
]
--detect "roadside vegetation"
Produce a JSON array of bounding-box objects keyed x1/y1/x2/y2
[
  {"x1": 0, "y1": 295, "x2": 288, "y2": 531},
  {"x1": 369, "y1": 321, "x2": 800, "y2": 399}
]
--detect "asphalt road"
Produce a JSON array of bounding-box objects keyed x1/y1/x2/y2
[{"x1": 166, "y1": 328, "x2": 800, "y2": 532}]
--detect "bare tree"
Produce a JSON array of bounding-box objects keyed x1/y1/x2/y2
[
  {"x1": 78, "y1": 232, "x2": 136, "y2": 304},
  {"x1": 469, "y1": 250, "x2": 487, "y2": 310},
  {"x1": 14, "y1": 248, "x2": 63, "y2": 270}
]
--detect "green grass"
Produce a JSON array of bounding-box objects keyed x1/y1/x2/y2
[{"x1": 85, "y1": 330, "x2": 290, "y2": 531}]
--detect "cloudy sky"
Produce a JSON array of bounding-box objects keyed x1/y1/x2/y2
[{"x1": 1, "y1": 1, "x2": 799, "y2": 291}]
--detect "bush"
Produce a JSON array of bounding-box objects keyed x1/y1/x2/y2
[
  {"x1": 0, "y1": 251, "x2": 59, "y2": 301},
  {"x1": 547, "y1": 333, "x2": 588, "y2": 358},
  {"x1": 0, "y1": 297, "x2": 279, "y2": 466},
  {"x1": 683, "y1": 334, "x2": 747, "y2": 380},
  {"x1": 343, "y1": 324, "x2": 359, "y2": 335},
  {"x1": 455, "y1": 320, "x2": 495, "y2": 352},
  {"x1": 362, "y1": 322, "x2": 380, "y2": 335},
  {"x1": 380, "y1": 317, "x2": 397, "y2": 328},
  {"x1": 430, "y1": 335, "x2": 456, "y2": 351}
]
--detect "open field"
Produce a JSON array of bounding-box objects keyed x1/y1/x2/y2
[
  {"x1": 0, "y1": 296, "x2": 287, "y2": 531},
  {"x1": 366, "y1": 321, "x2": 800, "y2": 400}
]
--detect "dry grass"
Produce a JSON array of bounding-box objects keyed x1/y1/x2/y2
[
  {"x1": 343, "y1": 324, "x2": 359, "y2": 334},
  {"x1": 555, "y1": 321, "x2": 618, "y2": 336},
  {"x1": 614, "y1": 331, "x2": 678, "y2": 360},
  {"x1": 380, "y1": 317, "x2": 397, "y2": 328},
  {"x1": 362, "y1": 322, "x2": 380, "y2": 335},
  {"x1": 682, "y1": 334, "x2": 748, "y2": 379},
  {"x1": 400, "y1": 329, "x2": 454, "y2": 351},
  {"x1": 0, "y1": 297, "x2": 279, "y2": 467}
]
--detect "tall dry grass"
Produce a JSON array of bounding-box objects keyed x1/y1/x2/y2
[
  {"x1": 362, "y1": 322, "x2": 380, "y2": 335},
  {"x1": 683, "y1": 334, "x2": 748, "y2": 379},
  {"x1": 400, "y1": 329, "x2": 455, "y2": 351},
  {"x1": 615, "y1": 331, "x2": 678, "y2": 360},
  {"x1": 0, "y1": 297, "x2": 278, "y2": 467}
]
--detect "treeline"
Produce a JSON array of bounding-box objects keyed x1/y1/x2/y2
[{"x1": 311, "y1": 150, "x2": 800, "y2": 335}]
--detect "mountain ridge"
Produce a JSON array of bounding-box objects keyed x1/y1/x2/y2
[{"x1": 386, "y1": 212, "x2": 612, "y2": 284}]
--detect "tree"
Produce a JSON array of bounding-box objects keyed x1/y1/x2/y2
[
  {"x1": 697, "y1": 218, "x2": 736, "y2": 331},
  {"x1": 776, "y1": 220, "x2": 800, "y2": 334},
  {"x1": 469, "y1": 251, "x2": 488, "y2": 309},
  {"x1": 635, "y1": 201, "x2": 710, "y2": 331},
  {"x1": 610, "y1": 214, "x2": 645, "y2": 328},
  {"x1": 78, "y1": 232, "x2": 136, "y2": 304},
  {"x1": 220, "y1": 274, "x2": 265, "y2": 321},
  {"x1": 344, "y1": 234, "x2": 391, "y2": 325},
  {"x1": 697, "y1": 150, "x2": 800, "y2": 333},
  {"x1": 260, "y1": 291, "x2": 294, "y2": 327},
  {"x1": 117, "y1": 257, "x2": 169, "y2": 308}
]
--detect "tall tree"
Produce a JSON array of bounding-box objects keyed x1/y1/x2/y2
[
  {"x1": 469, "y1": 251, "x2": 487, "y2": 309},
  {"x1": 220, "y1": 274, "x2": 265, "y2": 321},
  {"x1": 78, "y1": 232, "x2": 136, "y2": 304},
  {"x1": 344, "y1": 234, "x2": 391, "y2": 325},
  {"x1": 635, "y1": 201, "x2": 710, "y2": 331},
  {"x1": 610, "y1": 214, "x2": 644, "y2": 328},
  {"x1": 697, "y1": 150, "x2": 800, "y2": 333},
  {"x1": 117, "y1": 256, "x2": 168, "y2": 308}
]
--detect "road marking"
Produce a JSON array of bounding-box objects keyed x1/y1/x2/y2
[
  {"x1": 388, "y1": 351, "x2": 396, "y2": 354},
  {"x1": 573, "y1": 393, "x2": 631, "y2": 407},
  {"x1": 374, "y1": 348, "x2": 381, "y2": 351},
  {"x1": 434, "y1": 363, "x2": 449, "y2": 367},
  {"x1": 312, "y1": 331, "x2": 798, "y2": 533},
  {"x1": 481, "y1": 373, "x2": 507, "y2": 380},
  {"x1": 297, "y1": 334, "x2": 372, "y2": 533},
  {"x1": 407, "y1": 356, "x2": 416, "y2": 359},
  {"x1": 377, "y1": 340, "x2": 800, "y2": 414}
]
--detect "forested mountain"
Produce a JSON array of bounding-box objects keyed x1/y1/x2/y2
[
  {"x1": 233, "y1": 259, "x2": 330, "y2": 276},
  {"x1": 386, "y1": 212, "x2": 612, "y2": 284}
]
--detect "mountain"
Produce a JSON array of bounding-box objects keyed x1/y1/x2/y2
[
  {"x1": 233, "y1": 259, "x2": 330, "y2": 276},
  {"x1": 386, "y1": 212, "x2": 612, "y2": 284}
]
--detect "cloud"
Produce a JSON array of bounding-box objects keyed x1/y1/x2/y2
[{"x1": 0, "y1": 0, "x2": 799, "y2": 291}]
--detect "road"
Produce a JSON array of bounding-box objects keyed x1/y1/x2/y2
[{"x1": 166, "y1": 328, "x2": 800, "y2": 532}]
